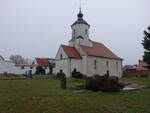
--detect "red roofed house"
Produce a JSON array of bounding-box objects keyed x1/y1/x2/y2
[
  {"x1": 55, "y1": 9, "x2": 123, "y2": 77},
  {"x1": 34, "y1": 58, "x2": 55, "y2": 74},
  {"x1": 123, "y1": 60, "x2": 150, "y2": 77}
]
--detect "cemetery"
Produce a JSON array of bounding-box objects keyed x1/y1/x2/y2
[
  {"x1": 0, "y1": 1, "x2": 149, "y2": 113},
  {"x1": 0, "y1": 73, "x2": 150, "y2": 113}
]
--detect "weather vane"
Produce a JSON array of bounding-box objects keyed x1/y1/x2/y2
[
  {"x1": 79, "y1": 0, "x2": 84, "y2": 11},
  {"x1": 79, "y1": 4, "x2": 81, "y2": 11}
]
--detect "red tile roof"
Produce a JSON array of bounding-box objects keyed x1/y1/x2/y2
[
  {"x1": 123, "y1": 61, "x2": 149, "y2": 71},
  {"x1": 61, "y1": 45, "x2": 81, "y2": 58},
  {"x1": 81, "y1": 41, "x2": 122, "y2": 60},
  {"x1": 35, "y1": 58, "x2": 55, "y2": 67},
  {"x1": 136, "y1": 60, "x2": 148, "y2": 70},
  {"x1": 16, "y1": 64, "x2": 37, "y2": 67}
]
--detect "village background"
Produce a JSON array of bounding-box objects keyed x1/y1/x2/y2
[{"x1": 0, "y1": 0, "x2": 150, "y2": 76}]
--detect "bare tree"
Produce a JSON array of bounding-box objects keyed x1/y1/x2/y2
[{"x1": 9, "y1": 55, "x2": 33, "y2": 64}]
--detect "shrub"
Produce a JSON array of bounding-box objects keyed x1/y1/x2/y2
[
  {"x1": 56, "y1": 72, "x2": 66, "y2": 79},
  {"x1": 35, "y1": 67, "x2": 45, "y2": 74},
  {"x1": 85, "y1": 75, "x2": 124, "y2": 92},
  {"x1": 72, "y1": 69, "x2": 84, "y2": 79}
]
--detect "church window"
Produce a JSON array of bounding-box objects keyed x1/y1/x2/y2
[
  {"x1": 60, "y1": 54, "x2": 62, "y2": 59},
  {"x1": 94, "y1": 60, "x2": 97, "y2": 69},
  {"x1": 21, "y1": 67, "x2": 24, "y2": 69},
  {"x1": 116, "y1": 62, "x2": 118, "y2": 71},
  {"x1": 73, "y1": 29, "x2": 76, "y2": 36},
  {"x1": 106, "y1": 61, "x2": 109, "y2": 68},
  {"x1": 85, "y1": 29, "x2": 88, "y2": 34}
]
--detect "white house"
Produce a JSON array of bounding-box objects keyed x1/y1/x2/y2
[
  {"x1": 0, "y1": 56, "x2": 56, "y2": 75},
  {"x1": 0, "y1": 55, "x2": 23, "y2": 75},
  {"x1": 33, "y1": 58, "x2": 56, "y2": 74},
  {"x1": 55, "y1": 9, "x2": 123, "y2": 77},
  {"x1": 16, "y1": 58, "x2": 56, "y2": 75},
  {"x1": 15, "y1": 64, "x2": 37, "y2": 75}
]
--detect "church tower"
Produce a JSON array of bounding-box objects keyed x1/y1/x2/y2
[{"x1": 69, "y1": 8, "x2": 92, "y2": 49}]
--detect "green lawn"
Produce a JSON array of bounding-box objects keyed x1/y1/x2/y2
[
  {"x1": 0, "y1": 78, "x2": 150, "y2": 113},
  {"x1": 0, "y1": 74, "x2": 51, "y2": 79},
  {"x1": 0, "y1": 74, "x2": 25, "y2": 79},
  {"x1": 121, "y1": 77, "x2": 150, "y2": 85}
]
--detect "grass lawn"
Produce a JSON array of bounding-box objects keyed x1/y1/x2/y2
[
  {"x1": 0, "y1": 78, "x2": 150, "y2": 113},
  {"x1": 0, "y1": 74, "x2": 25, "y2": 79},
  {"x1": 121, "y1": 77, "x2": 150, "y2": 85},
  {"x1": 32, "y1": 74, "x2": 52, "y2": 77},
  {"x1": 0, "y1": 74, "x2": 51, "y2": 79}
]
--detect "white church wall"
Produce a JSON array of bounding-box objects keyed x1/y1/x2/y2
[
  {"x1": 55, "y1": 46, "x2": 70, "y2": 77},
  {"x1": 70, "y1": 59, "x2": 82, "y2": 73},
  {"x1": 55, "y1": 59, "x2": 70, "y2": 77},
  {"x1": 55, "y1": 46, "x2": 68, "y2": 59},
  {"x1": 55, "y1": 46, "x2": 83, "y2": 77},
  {"x1": 56, "y1": 58, "x2": 84, "y2": 77},
  {"x1": 86, "y1": 56, "x2": 122, "y2": 77},
  {"x1": 107, "y1": 59, "x2": 122, "y2": 77},
  {"x1": 81, "y1": 55, "x2": 88, "y2": 75},
  {"x1": 56, "y1": 58, "x2": 82, "y2": 77}
]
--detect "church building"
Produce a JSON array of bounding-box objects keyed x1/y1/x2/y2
[{"x1": 55, "y1": 9, "x2": 123, "y2": 77}]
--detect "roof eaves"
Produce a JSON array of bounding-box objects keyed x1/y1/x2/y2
[{"x1": 88, "y1": 55, "x2": 123, "y2": 60}]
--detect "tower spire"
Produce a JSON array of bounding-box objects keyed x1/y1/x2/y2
[
  {"x1": 77, "y1": 6, "x2": 83, "y2": 20},
  {"x1": 79, "y1": 4, "x2": 81, "y2": 13}
]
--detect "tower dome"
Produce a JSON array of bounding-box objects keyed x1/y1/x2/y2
[
  {"x1": 71, "y1": 8, "x2": 90, "y2": 27},
  {"x1": 77, "y1": 9, "x2": 83, "y2": 20}
]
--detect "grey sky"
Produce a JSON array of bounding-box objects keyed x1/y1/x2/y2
[{"x1": 0, "y1": 0, "x2": 150, "y2": 65}]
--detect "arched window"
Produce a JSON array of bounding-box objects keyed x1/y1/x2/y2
[
  {"x1": 60, "y1": 54, "x2": 62, "y2": 59},
  {"x1": 85, "y1": 29, "x2": 88, "y2": 34},
  {"x1": 106, "y1": 61, "x2": 109, "y2": 68},
  {"x1": 116, "y1": 62, "x2": 118, "y2": 71},
  {"x1": 73, "y1": 29, "x2": 76, "y2": 36},
  {"x1": 94, "y1": 60, "x2": 97, "y2": 69}
]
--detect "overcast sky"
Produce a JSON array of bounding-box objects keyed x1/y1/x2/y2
[{"x1": 0, "y1": 0, "x2": 150, "y2": 65}]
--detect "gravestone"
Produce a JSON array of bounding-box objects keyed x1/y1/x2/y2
[
  {"x1": 61, "y1": 76, "x2": 66, "y2": 89},
  {"x1": 28, "y1": 70, "x2": 32, "y2": 79}
]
